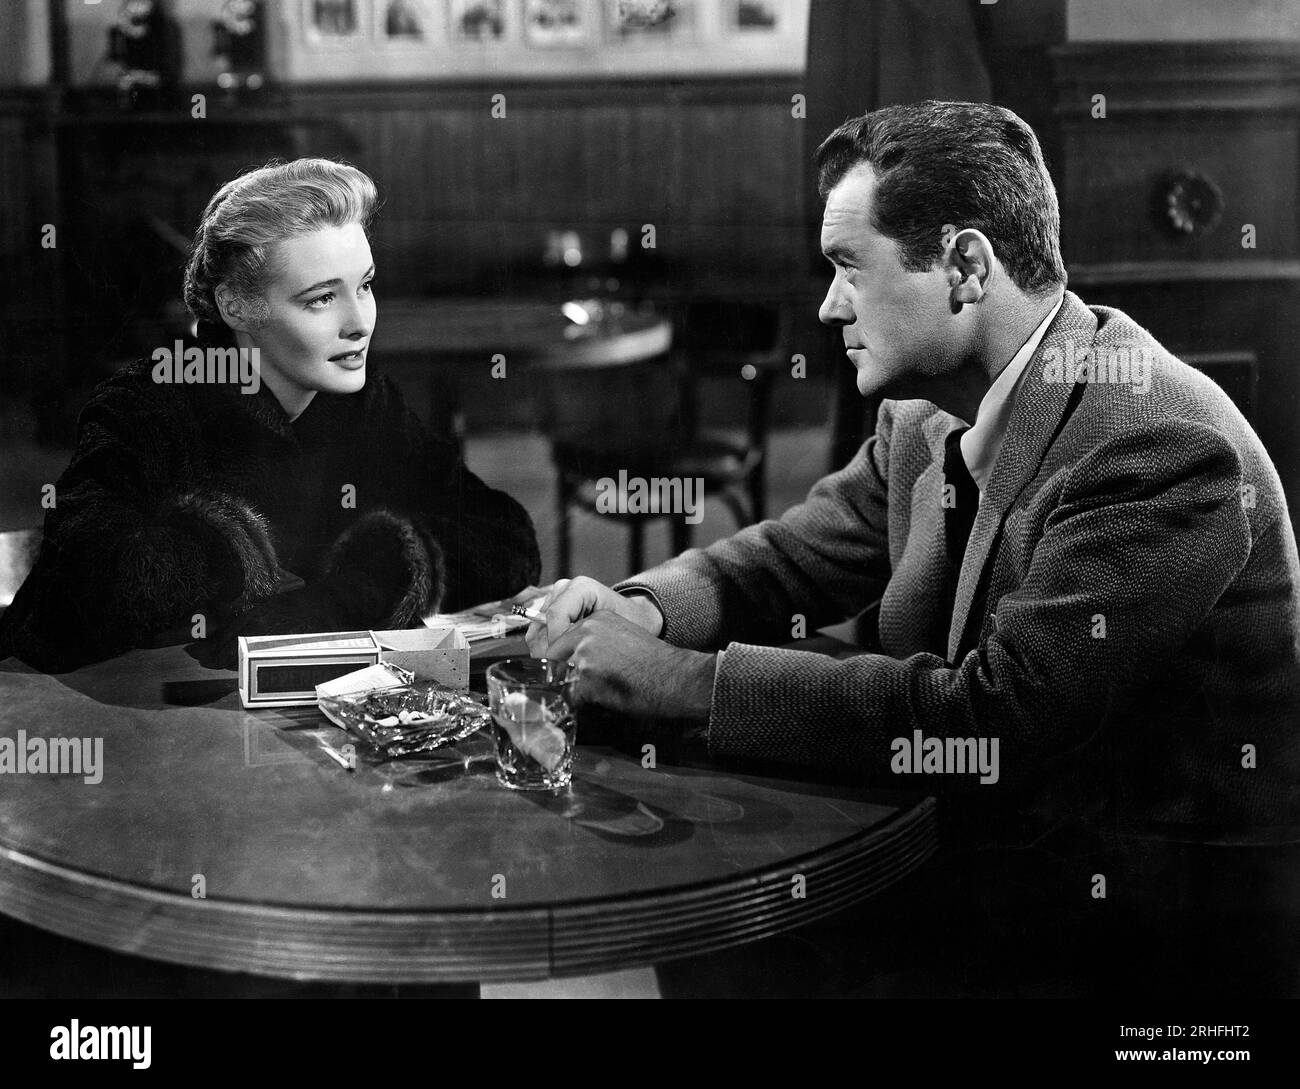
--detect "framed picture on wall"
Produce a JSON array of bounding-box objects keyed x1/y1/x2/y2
[
  {"x1": 284, "y1": 0, "x2": 806, "y2": 75},
  {"x1": 604, "y1": 0, "x2": 697, "y2": 42},
  {"x1": 724, "y1": 0, "x2": 785, "y2": 33},
  {"x1": 449, "y1": 0, "x2": 508, "y2": 42},
  {"x1": 377, "y1": 0, "x2": 436, "y2": 43},
  {"x1": 303, "y1": 0, "x2": 367, "y2": 46},
  {"x1": 524, "y1": 0, "x2": 593, "y2": 47}
]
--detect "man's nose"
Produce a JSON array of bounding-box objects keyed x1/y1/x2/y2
[{"x1": 819, "y1": 278, "x2": 853, "y2": 326}]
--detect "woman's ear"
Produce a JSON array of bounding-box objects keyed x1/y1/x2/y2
[
  {"x1": 214, "y1": 285, "x2": 265, "y2": 333},
  {"x1": 940, "y1": 226, "x2": 995, "y2": 310}
]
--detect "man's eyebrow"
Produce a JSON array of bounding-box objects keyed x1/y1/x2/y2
[
  {"x1": 292, "y1": 264, "x2": 376, "y2": 298},
  {"x1": 821, "y1": 244, "x2": 856, "y2": 263}
]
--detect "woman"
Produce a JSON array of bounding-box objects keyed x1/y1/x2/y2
[{"x1": 0, "y1": 158, "x2": 540, "y2": 671}]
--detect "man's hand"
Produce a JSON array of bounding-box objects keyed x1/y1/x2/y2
[
  {"x1": 542, "y1": 611, "x2": 714, "y2": 722},
  {"x1": 524, "y1": 576, "x2": 663, "y2": 657}
]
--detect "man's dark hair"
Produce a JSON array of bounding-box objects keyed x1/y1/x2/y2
[{"x1": 815, "y1": 101, "x2": 1067, "y2": 295}]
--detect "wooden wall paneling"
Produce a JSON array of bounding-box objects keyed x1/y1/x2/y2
[
  {"x1": 1060, "y1": 116, "x2": 1298, "y2": 265},
  {"x1": 1053, "y1": 42, "x2": 1300, "y2": 536},
  {"x1": 279, "y1": 79, "x2": 806, "y2": 288}
]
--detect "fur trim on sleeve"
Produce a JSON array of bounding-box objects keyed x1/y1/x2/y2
[
  {"x1": 324, "y1": 509, "x2": 445, "y2": 627},
  {"x1": 162, "y1": 491, "x2": 281, "y2": 605}
]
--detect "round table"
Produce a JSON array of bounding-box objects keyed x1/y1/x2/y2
[
  {"x1": 365, "y1": 296, "x2": 675, "y2": 440},
  {"x1": 373, "y1": 297, "x2": 674, "y2": 371},
  {"x1": 0, "y1": 644, "x2": 937, "y2": 984}
]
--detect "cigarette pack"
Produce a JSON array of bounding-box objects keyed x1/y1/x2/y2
[{"x1": 238, "y1": 624, "x2": 470, "y2": 708}]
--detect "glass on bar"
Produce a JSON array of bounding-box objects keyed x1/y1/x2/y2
[{"x1": 486, "y1": 658, "x2": 577, "y2": 792}]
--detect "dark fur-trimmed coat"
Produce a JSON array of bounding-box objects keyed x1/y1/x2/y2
[{"x1": 0, "y1": 360, "x2": 541, "y2": 672}]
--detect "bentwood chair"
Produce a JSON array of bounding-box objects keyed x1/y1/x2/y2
[{"x1": 537, "y1": 298, "x2": 792, "y2": 576}]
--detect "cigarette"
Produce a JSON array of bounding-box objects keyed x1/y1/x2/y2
[
  {"x1": 320, "y1": 744, "x2": 355, "y2": 771},
  {"x1": 511, "y1": 603, "x2": 545, "y2": 622}
]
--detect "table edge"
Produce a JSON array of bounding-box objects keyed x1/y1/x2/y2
[{"x1": 0, "y1": 797, "x2": 939, "y2": 983}]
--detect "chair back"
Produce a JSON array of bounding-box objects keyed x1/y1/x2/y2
[
  {"x1": 677, "y1": 298, "x2": 792, "y2": 445},
  {"x1": 532, "y1": 345, "x2": 685, "y2": 465}
]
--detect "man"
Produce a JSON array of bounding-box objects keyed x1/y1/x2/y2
[{"x1": 529, "y1": 103, "x2": 1300, "y2": 992}]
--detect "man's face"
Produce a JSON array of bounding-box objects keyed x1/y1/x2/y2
[
  {"x1": 249, "y1": 222, "x2": 376, "y2": 401},
  {"x1": 819, "y1": 165, "x2": 963, "y2": 399}
]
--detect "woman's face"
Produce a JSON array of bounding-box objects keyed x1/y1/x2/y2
[{"x1": 237, "y1": 222, "x2": 377, "y2": 415}]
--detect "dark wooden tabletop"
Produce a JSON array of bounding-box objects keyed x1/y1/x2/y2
[{"x1": 0, "y1": 641, "x2": 937, "y2": 983}]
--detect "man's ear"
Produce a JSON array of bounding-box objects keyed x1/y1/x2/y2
[{"x1": 940, "y1": 225, "x2": 995, "y2": 310}]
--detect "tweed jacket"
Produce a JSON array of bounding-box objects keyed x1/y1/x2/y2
[
  {"x1": 621, "y1": 292, "x2": 1300, "y2": 838},
  {"x1": 0, "y1": 360, "x2": 541, "y2": 672}
]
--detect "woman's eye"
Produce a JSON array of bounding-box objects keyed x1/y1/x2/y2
[
  {"x1": 360, "y1": 280, "x2": 374, "y2": 295},
  {"x1": 306, "y1": 292, "x2": 334, "y2": 310}
]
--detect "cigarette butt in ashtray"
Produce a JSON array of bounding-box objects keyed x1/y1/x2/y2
[{"x1": 499, "y1": 690, "x2": 568, "y2": 771}]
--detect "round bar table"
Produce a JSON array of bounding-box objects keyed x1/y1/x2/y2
[
  {"x1": 0, "y1": 644, "x2": 937, "y2": 984},
  {"x1": 368, "y1": 297, "x2": 676, "y2": 438},
  {"x1": 374, "y1": 297, "x2": 674, "y2": 371}
]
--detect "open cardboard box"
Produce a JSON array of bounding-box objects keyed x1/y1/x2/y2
[{"x1": 372, "y1": 625, "x2": 469, "y2": 689}]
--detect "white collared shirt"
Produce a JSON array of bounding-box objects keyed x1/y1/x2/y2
[{"x1": 958, "y1": 294, "x2": 1064, "y2": 494}]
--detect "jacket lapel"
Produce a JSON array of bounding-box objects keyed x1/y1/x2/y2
[{"x1": 945, "y1": 292, "x2": 1098, "y2": 662}]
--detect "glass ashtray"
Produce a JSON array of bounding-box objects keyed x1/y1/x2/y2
[{"x1": 318, "y1": 683, "x2": 491, "y2": 759}]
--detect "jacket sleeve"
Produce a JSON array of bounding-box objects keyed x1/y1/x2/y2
[
  {"x1": 616, "y1": 398, "x2": 897, "y2": 649},
  {"x1": 369, "y1": 375, "x2": 542, "y2": 614},
  {"x1": 701, "y1": 418, "x2": 1252, "y2": 795},
  {"x1": 0, "y1": 375, "x2": 279, "y2": 670}
]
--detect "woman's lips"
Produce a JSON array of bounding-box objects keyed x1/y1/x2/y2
[{"x1": 330, "y1": 349, "x2": 366, "y2": 369}]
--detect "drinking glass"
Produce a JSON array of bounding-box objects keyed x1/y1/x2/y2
[{"x1": 486, "y1": 658, "x2": 577, "y2": 791}]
